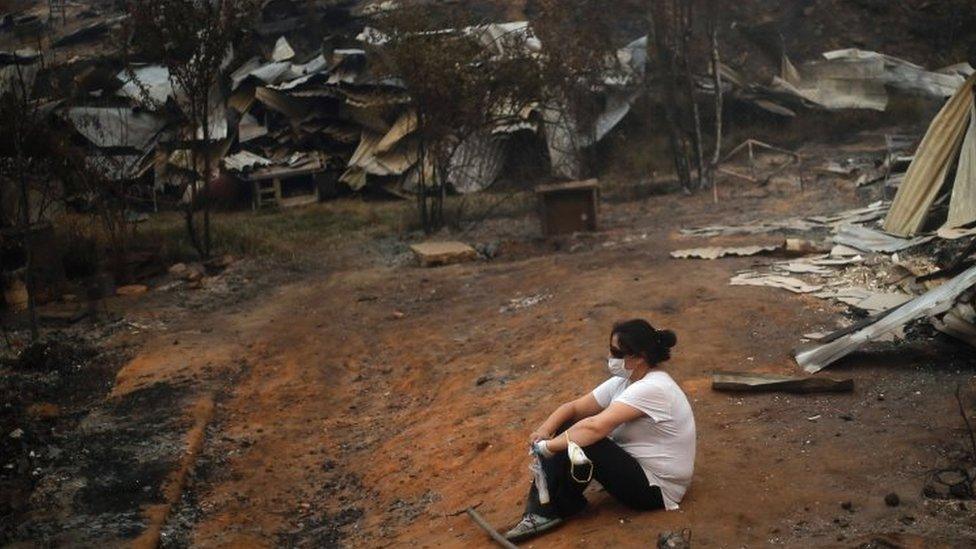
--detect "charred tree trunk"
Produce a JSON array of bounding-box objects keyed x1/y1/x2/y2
[
  {"x1": 185, "y1": 98, "x2": 205, "y2": 258},
  {"x1": 17, "y1": 160, "x2": 38, "y2": 342},
  {"x1": 706, "y1": 0, "x2": 724, "y2": 204},
  {"x1": 708, "y1": 6, "x2": 723, "y2": 171},
  {"x1": 202, "y1": 88, "x2": 212, "y2": 259},
  {"x1": 679, "y1": 3, "x2": 705, "y2": 190},
  {"x1": 649, "y1": 6, "x2": 693, "y2": 192},
  {"x1": 11, "y1": 63, "x2": 38, "y2": 341},
  {"x1": 416, "y1": 121, "x2": 432, "y2": 233}
]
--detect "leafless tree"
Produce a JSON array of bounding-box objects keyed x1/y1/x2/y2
[
  {"x1": 648, "y1": 0, "x2": 712, "y2": 193},
  {"x1": 532, "y1": 0, "x2": 626, "y2": 178},
  {"x1": 0, "y1": 49, "x2": 66, "y2": 341},
  {"x1": 123, "y1": 0, "x2": 259, "y2": 258},
  {"x1": 374, "y1": 8, "x2": 545, "y2": 233},
  {"x1": 706, "y1": 0, "x2": 723, "y2": 198}
]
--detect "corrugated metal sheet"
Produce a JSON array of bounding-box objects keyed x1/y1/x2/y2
[
  {"x1": 945, "y1": 105, "x2": 976, "y2": 229},
  {"x1": 883, "y1": 72, "x2": 976, "y2": 236}
]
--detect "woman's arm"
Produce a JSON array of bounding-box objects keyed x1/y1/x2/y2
[
  {"x1": 530, "y1": 394, "x2": 604, "y2": 443},
  {"x1": 544, "y1": 402, "x2": 643, "y2": 452}
]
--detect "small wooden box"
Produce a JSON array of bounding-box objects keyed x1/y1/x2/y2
[{"x1": 535, "y1": 179, "x2": 599, "y2": 236}]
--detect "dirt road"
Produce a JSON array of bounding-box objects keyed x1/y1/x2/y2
[{"x1": 93, "y1": 188, "x2": 976, "y2": 548}]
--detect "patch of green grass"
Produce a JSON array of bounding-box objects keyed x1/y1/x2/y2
[
  {"x1": 59, "y1": 190, "x2": 539, "y2": 269},
  {"x1": 135, "y1": 199, "x2": 409, "y2": 263}
]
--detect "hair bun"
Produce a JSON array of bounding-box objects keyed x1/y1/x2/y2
[{"x1": 657, "y1": 329, "x2": 677, "y2": 349}]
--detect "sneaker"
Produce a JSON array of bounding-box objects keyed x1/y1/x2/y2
[{"x1": 504, "y1": 513, "x2": 563, "y2": 542}]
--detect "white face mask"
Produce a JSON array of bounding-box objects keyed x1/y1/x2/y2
[{"x1": 607, "y1": 357, "x2": 630, "y2": 379}]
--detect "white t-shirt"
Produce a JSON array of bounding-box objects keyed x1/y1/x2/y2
[{"x1": 591, "y1": 370, "x2": 696, "y2": 510}]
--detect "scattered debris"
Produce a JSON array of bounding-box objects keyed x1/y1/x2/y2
[
  {"x1": 730, "y1": 272, "x2": 823, "y2": 294},
  {"x1": 796, "y1": 263, "x2": 976, "y2": 373},
  {"x1": 833, "y1": 224, "x2": 934, "y2": 253},
  {"x1": 500, "y1": 293, "x2": 552, "y2": 313},
  {"x1": 679, "y1": 201, "x2": 889, "y2": 237},
  {"x1": 671, "y1": 244, "x2": 781, "y2": 260},
  {"x1": 714, "y1": 139, "x2": 800, "y2": 184},
  {"x1": 785, "y1": 238, "x2": 831, "y2": 254},
  {"x1": 409, "y1": 241, "x2": 479, "y2": 267},
  {"x1": 657, "y1": 528, "x2": 692, "y2": 549},
  {"x1": 711, "y1": 372, "x2": 853, "y2": 394}
]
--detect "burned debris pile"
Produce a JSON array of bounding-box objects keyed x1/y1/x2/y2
[{"x1": 675, "y1": 74, "x2": 976, "y2": 374}]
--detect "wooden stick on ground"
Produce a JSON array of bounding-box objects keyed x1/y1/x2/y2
[{"x1": 466, "y1": 507, "x2": 519, "y2": 549}]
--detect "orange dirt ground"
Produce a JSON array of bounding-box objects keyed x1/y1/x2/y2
[{"x1": 109, "y1": 187, "x2": 976, "y2": 548}]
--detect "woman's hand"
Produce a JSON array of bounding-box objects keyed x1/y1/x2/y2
[{"x1": 529, "y1": 430, "x2": 551, "y2": 444}]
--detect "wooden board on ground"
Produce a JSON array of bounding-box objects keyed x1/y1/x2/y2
[
  {"x1": 711, "y1": 371, "x2": 854, "y2": 394},
  {"x1": 410, "y1": 241, "x2": 478, "y2": 267}
]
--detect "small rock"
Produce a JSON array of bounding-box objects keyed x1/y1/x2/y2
[
  {"x1": 936, "y1": 469, "x2": 967, "y2": 486},
  {"x1": 841, "y1": 501, "x2": 853, "y2": 512},
  {"x1": 475, "y1": 374, "x2": 493, "y2": 386},
  {"x1": 923, "y1": 482, "x2": 950, "y2": 499},
  {"x1": 8, "y1": 428, "x2": 23, "y2": 439},
  {"x1": 885, "y1": 492, "x2": 900, "y2": 507},
  {"x1": 168, "y1": 263, "x2": 188, "y2": 276},
  {"x1": 183, "y1": 263, "x2": 206, "y2": 281},
  {"x1": 62, "y1": 293, "x2": 78, "y2": 303},
  {"x1": 211, "y1": 254, "x2": 236, "y2": 268},
  {"x1": 476, "y1": 241, "x2": 500, "y2": 260},
  {"x1": 390, "y1": 311, "x2": 405, "y2": 320},
  {"x1": 840, "y1": 414, "x2": 854, "y2": 421},
  {"x1": 116, "y1": 284, "x2": 148, "y2": 297}
]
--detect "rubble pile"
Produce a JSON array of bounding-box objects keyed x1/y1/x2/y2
[{"x1": 2, "y1": 0, "x2": 971, "y2": 216}]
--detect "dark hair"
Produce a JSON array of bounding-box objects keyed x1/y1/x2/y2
[{"x1": 611, "y1": 319, "x2": 677, "y2": 365}]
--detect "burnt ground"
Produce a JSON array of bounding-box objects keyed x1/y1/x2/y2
[{"x1": 3, "y1": 131, "x2": 976, "y2": 548}]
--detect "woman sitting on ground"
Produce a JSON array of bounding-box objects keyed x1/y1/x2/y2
[{"x1": 506, "y1": 319, "x2": 697, "y2": 542}]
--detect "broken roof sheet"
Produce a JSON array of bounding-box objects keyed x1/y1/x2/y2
[
  {"x1": 117, "y1": 65, "x2": 174, "y2": 106},
  {"x1": 0, "y1": 51, "x2": 39, "y2": 96},
  {"x1": 730, "y1": 272, "x2": 823, "y2": 294},
  {"x1": 63, "y1": 107, "x2": 167, "y2": 150},
  {"x1": 449, "y1": 131, "x2": 506, "y2": 194},
  {"x1": 883, "y1": 72, "x2": 976, "y2": 236},
  {"x1": 238, "y1": 113, "x2": 268, "y2": 143},
  {"x1": 234, "y1": 151, "x2": 328, "y2": 181},
  {"x1": 272, "y1": 36, "x2": 296, "y2": 62},
  {"x1": 832, "y1": 224, "x2": 934, "y2": 253},
  {"x1": 944, "y1": 104, "x2": 976, "y2": 229},
  {"x1": 223, "y1": 150, "x2": 273, "y2": 172},
  {"x1": 671, "y1": 245, "x2": 781, "y2": 260},
  {"x1": 375, "y1": 110, "x2": 417, "y2": 154},
  {"x1": 796, "y1": 263, "x2": 976, "y2": 373}
]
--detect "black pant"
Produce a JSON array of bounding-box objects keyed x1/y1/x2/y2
[{"x1": 525, "y1": 421, "x2": 665, "y2": 519}]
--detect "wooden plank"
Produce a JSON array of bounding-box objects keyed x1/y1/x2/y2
[
  {"x1": 277, "y1": 194, "x2": 319, "y2": 209},
  {"x1": 535, "y1": 178, "x2": 598, "y2": 194},
  {"x1": 711, "y1": 372, "x2": 854, "y2": 394}
]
